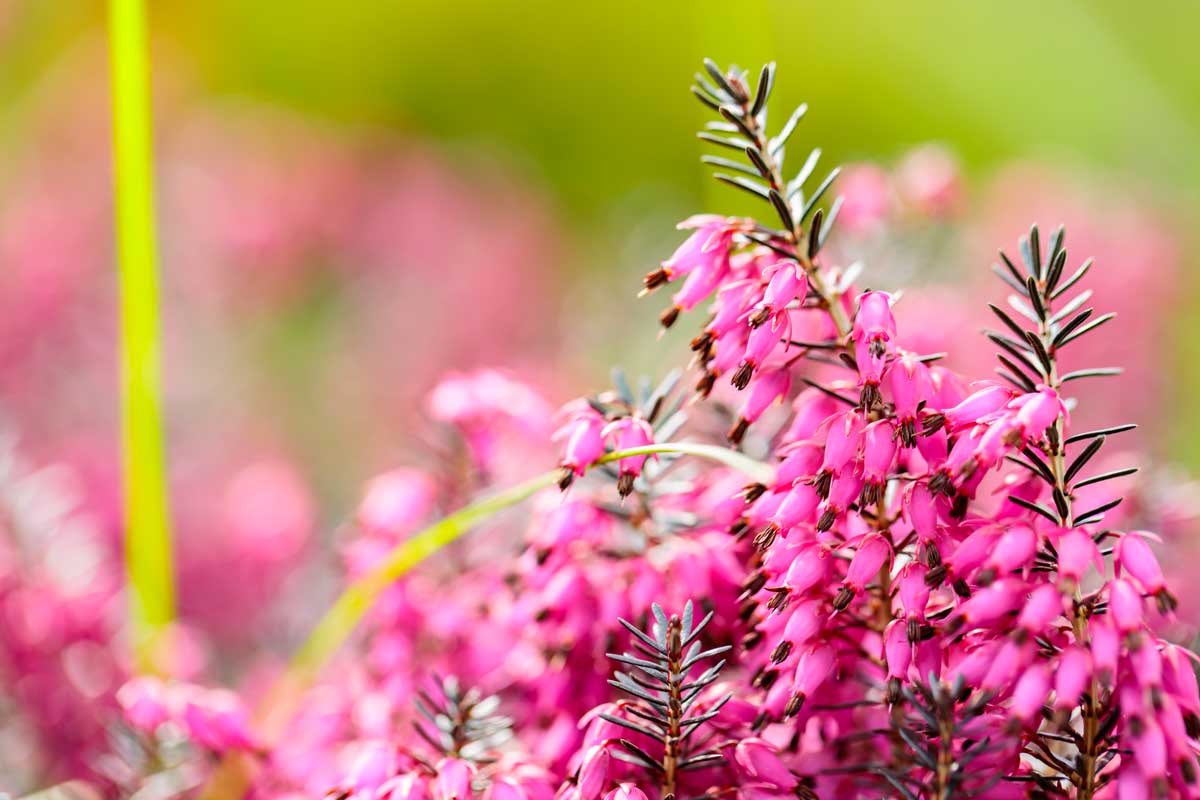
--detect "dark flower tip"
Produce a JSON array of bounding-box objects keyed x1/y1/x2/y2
[
  {"x1": 642, "y1": 267, "x2": 670, "y2": 291},
  {"x1": 659, "y1": 305, "x2": 681, "y2": 328},
  {"x1": 766, "y1": 587, "x2": 790, "y2": 612},
  {"x1": 556, "y1": 466, "x2": 575, "y2": 491},
  {"x1": 832, "y1": 585, "x2": 854, "y2": 611},
  {"x1": 727, "y1": 417, "x2": 750, "y2": 445},
  {"x1": 742, "y1": 482, "x2": 767, "y2": 502},
  {"x1": 784, "y1": 692, "x2": 807, "y2": 718},
  {"x1": 731, "y1": 361, "x2": 755, "y2": 390},
  {"x1": 753, "y1": 522, "x2": 780, "y2": 551},
  {"x1": 616, "y1": 473, "x2": 635, "y2": 497},
  {"x1": 859, "y1": 382, "x2": 881, "y2": 410}
]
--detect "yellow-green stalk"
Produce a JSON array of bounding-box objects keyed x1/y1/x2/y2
[{"x1": 108, "y1": 0, "x2": 175, "y2": 672}]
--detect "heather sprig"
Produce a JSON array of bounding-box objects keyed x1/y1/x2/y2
[
  {"x1": 412, "y1": 676, "x2": 514, "y2": 764},
  {"x1": 876, "y1": 675, "x2": 1007, "y2": 800},
  {"x1": 601, "y1": 601, "x2": 732, "y2": 800}
]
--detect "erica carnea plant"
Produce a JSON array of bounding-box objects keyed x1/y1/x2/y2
[
  {"x1": 104, "y1": 60, "x2": 1200, "y2": 800},
  {"x1": 558, "y1": 59, "x2": 1199, "y2": 798}
]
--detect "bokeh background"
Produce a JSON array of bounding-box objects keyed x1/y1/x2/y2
[
  {"x1": 5, "y1": 1, "x2": 1200, "y2": 470},
  {"x1": 1, "y1": 1, "x2": 1200, "y2": 789}
]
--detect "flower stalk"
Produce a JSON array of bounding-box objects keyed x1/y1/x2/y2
[{"x1": 108, "y1": 0, "x2": 175, "y2": 671}]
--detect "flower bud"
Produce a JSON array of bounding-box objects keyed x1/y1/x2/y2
[
  {"x1": 1010, "y1": 663, "x2": 1051, "y2": 723},
  {"x1": 883, "y1": 619, "x2": 911, "y2": 680},
  {"x1": 576, "y1": 745, "x2": 609, "y2": 800},
  {"x1": 853, "y1": 291, "x2": 896, "y2": 347},
  {"x1": 1016, "y1": 584, "x2": 1064, "y2": 632},
  {"x1": 1109, "y1": 578, "x2": 1145, "y2": 633},
  {"x1": 734, "y1": 738, "x2": 797, "y2": 790},
  {"x1": 943, "y1": 384, "x2": 1015, "y2": 433},
  {"x1": 1054, "y1": 647, "x2": 1092, "y2": 710}
]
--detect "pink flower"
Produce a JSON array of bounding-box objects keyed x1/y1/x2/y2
[
  {"x1": 748, "y1": 261, "x2": 806, "y2": 328},
  {"x1": 734, "y1": 738, "x2": 797, "y2": 790},
  {"x1": 357, "y1": 468, "x2": 437, "y2": 538},
  {"x1": 1010, "y1": 663, "x2": 1051, "y2": 723},
  {"x1": 600, "y1": 786, "x2": 647, "y2": 800},
  {"x1": 432, "y1": 759, "x2": 476, "y2": 800},
  {"x1": 601, "y1": 417, "x2": 655, "y2": 497},
  {"x1": 576, "y1": 744, "x2": 610, "y2": 800},
  {"x1": 116, "y1": 676, "x2": 169, "y2": 733},
  {"x1": 180, "y1": 686, "x2": 257, "y2": 753},
  {"x1": 554, "y1": 404, "x2": 607, "y2": 488},
  {"x1": 730, "y1": 369, "x2": 791, "y2": 444},
  {"x1": 1054, "y1": 647, "x2": 1091, "y2": 711}
]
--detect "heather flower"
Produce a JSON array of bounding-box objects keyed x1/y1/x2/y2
[{"x1": 601, "y1": 417, "x2": 654, "y2": 497}]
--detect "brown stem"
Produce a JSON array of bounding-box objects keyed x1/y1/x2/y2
[
  {"x1": 1031, "y1": 274, "x2": 1103, "y2": 797},
  {"x1": 662, "y1": 616, "x2": 683, "y2": 800}
]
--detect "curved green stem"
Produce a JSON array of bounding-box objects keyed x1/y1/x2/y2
[
  {"x1": 289, "y1": 441, "x2": 772, "y2": 683},
  {"x1": 288, "y1": 470, "x2": 557, "y2": 679}
]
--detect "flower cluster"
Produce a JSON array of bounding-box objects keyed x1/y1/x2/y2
[{"x1": 597, "y1": 60, "x2": 1200, "y2": 798}]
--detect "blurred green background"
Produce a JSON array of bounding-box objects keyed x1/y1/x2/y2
[{"x1": 3, "y1": 0, "x2": 1200, "y2": 462}]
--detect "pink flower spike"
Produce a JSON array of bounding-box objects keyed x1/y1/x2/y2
[
  {"x1": 817, "y1": 411, "x2": 864, "y2": 494},
  {"x1": 345, "y1": 741, "x2": 398, "y2": 793},
  {"x1": 1090, "y1": 616, "x2": 1122, "y2": 683},
  {"x1": 733, "y1": 316, "x2": 787, "y2": 390},
  {"x1": 860, "y1": 421, "x2": 898, "y2": 501},
  {"x1": 555, "y1": 407, "x2": 607, "y2": 488},
  {"x1": 782, "y1": 388, "x2": 840, "y2": 443},
  {"x1": 983, "y1": 523, "x2": 1038, "y2": 580},
  {"x1": 903, "y1": 482, "x2": 940, "y2": 546},
  {"x1": 888, "y1": 353, "x2": 931, "y2": 446},
  {"x1": 655, "y1": 215, "x2": 732, "y2": 281},
  {"x1": 784, "y1": 543, "x2": 830, "y2": 595},
  {"x1": 845, "y1": 534, "x2": 892, "y2": 593},
  {"x1": 1012, "y1": 386, "x2": 1064, "y2": 440},
  {"x1": 957, "y1": 579, "x2": 1023, "y2": 628}
]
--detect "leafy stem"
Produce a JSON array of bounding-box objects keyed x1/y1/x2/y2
[
  {"x1": 695, "y1": 61, "x2": 852, "y2": 341},
  {"x1": 604, "y1": 602, "x2": 732, "y2": 800},
  {"x1": 987, "y1": 225, "x2": 1129, "y2": 798}
]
